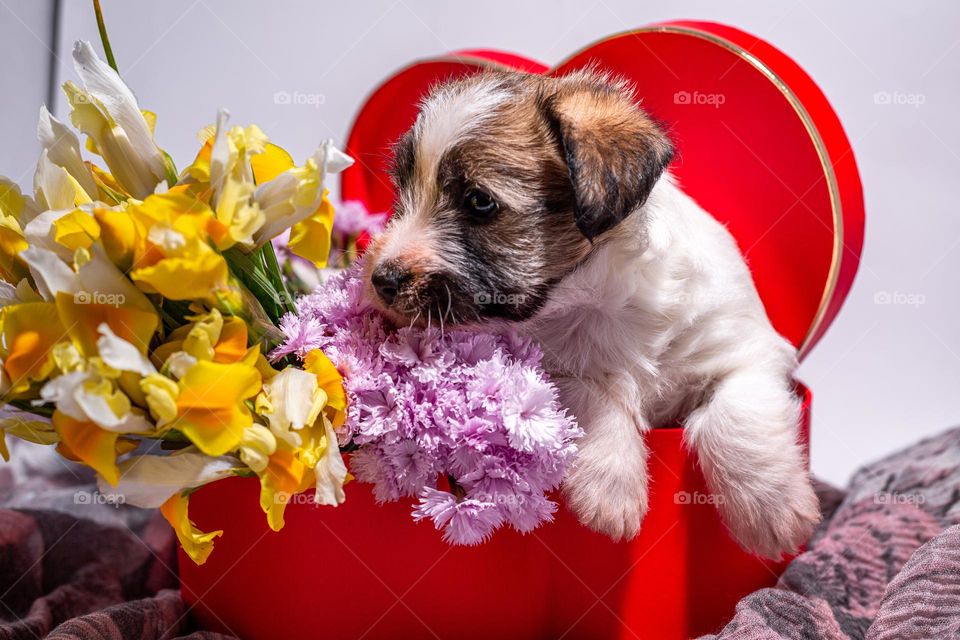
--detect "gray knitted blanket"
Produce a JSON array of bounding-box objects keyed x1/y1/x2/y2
[
  {"x1": 706, "y1": 427, "x2": 960, "y2": 639},
  {"x1": 1, "y1": 427, "x2": 958, "y2": 639}
]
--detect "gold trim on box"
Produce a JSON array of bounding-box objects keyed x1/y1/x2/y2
[{"x1": 556, "y1": 25, "x2": 844, "y2": 358}]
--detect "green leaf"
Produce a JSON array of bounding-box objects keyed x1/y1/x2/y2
[{"x1": 224, "y1": 247, "x2": 280, "y2": 322}]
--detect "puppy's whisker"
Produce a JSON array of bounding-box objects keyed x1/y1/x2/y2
[
  {"x1": 443, "y1": 283, "x2": 453, "y2": 326},
  {"x1": 408, "y1": 309, "x2": 422, "y2": 330}
]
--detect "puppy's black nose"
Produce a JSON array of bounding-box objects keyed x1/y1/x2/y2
[{"x1": 371, "y1": 264, "x2": 410, "y2": 306}]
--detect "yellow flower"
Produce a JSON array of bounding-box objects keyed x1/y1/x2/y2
[
  {"x1": 63, "y1": 42, "x2": 170, "y2": 199},
  {"x1": 151, "y1": 309, "x2": 251, "y2": 375},
  {"x1": 186, "y1": 118, "x2": 294, "y2": 187},
  {"x1": 206, "y1": 112, "x2": 267, "y2": 249},
  {"x1": 56, "y1": 293, "x2": 159, "y2": 359},
  {"x1": 255, "y1": 367, "x2": 325, "y2": 448},
  {"x1": 258, "y1": 441, "x2": 310, "y2": 531},
  {"x1": 250, "y1": 141, "x2": 352, "y2": 247},
  {"x1": 161, "y1": 491, "x2": 222, "y2": 565},
  {"x1": 124, "y1": 191, "x2": 233, "y2": 302},
  {"x1": 19, "y1": 244, "x2": 159, "y2": 358},
  {"x1": 184, "y1": 111, "x2": 298, "y2": 251},
  {"x1": 172, "y1": 360, "x2": 261, "y2": 456},
  {"x1": 39, "y1": 323, "x2": 159, "y2": 436},
  {"x1": 101, "y1": 450, "x2": 240, "y2": 508}
]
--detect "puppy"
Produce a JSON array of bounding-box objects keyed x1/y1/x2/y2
[{"x1": 364, "y1": 69, "x2": 820, "y2": 558}]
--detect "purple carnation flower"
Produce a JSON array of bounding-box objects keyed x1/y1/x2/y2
[{"x1": 275, "y1": 263, "x2": 581, "y2": 544}]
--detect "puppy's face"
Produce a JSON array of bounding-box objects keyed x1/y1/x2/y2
[{"x1": 364, "y1": 69, "x2": 673, "y2": 326}]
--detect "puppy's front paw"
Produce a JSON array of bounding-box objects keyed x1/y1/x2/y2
[
  {"x1": 720, "y1": 473, "x2": 821, "y2": 560},
  {"x1": 563, "y1": 463, "x2": 649, "y2": 542}
]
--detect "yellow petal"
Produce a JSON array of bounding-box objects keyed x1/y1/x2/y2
[
  {"x1": 0, "y1": 180, "x2": 31, "y2": 283},
  {"x1": 253, "y1": 351, "x2": 280, "y2": 382},
  {"x1": 0, "y1": 431, "x2": 8, "y2": 461},
  {"x1": 141, "y1": 110, "x2": 158, "y2": 136},
  {"x1": 141, "y1": 373, "x2": 179, "y2": 426},
  {"x1": 258, "y1": 444, "x2": 305, "y2": 531},
  {"x1": 131, "y1": 250, "x2": 230, "y2": 301},
  {"x1": 173, "y1": 360, "x2": 261, "y2": 456},
  {"x1": 55, "y1": 292, "x2": 158, "y2": 358},
  {"x1": 1, "y1": 416, "x2": 60, "y2": 445},
  {"x1": 127, "y1": 190, "x2": 215, "y2": 242},
  {"x1": 179, "y1": 308, "x2": 224, "y2": 347},
  {"x1": 212, "y1": 317, "x2": 248, "y2": 364},
  {"x1": 238, "y1": 423, "x2": 276, "y2": 473},
  {"x1": 0, "y1": 302, "x2": 66, "y2": 392},
  {"x1": 213, "y1": 177, "x2": 263, "y2": 249},
  {"x1": 88, "y1": 164, "x2": 130, "y2": 202},
  {"x1": 93, "y1": 206, "x2": 136, "y2": 268},
  {"x1": 52, "y1": 209, "x2": 101, "y2": 251},
  {"x1": 186, "y1": 140, "x2": 213, "y2": 183},
  {"x1": 287, "y1": 196, "x2": 333, "y2": 268},
  {"x1": 0, "y1": 223, "x2": 29, "y2": 284},
  {"x1": 181, "y1": 326, "x2": 216, "y2": 362},
  {"x1": 161, "y1": 491, "x2": 222, "y2": 566},
  {"x1": 314, "y1": 418, "x2": 348, "y2": 506},
  {"x1": 256, "y1": 367, "x2": 323, "y2": 443},
  {"x1": 251, "y1": 143, "x2": 295, "y2": 184},
  {"x1": 53, "y1": 411, "x2": 121, "y2": 485},
  {"x1": 304, "y1": 348, "x2": 346, "y2": 412}
]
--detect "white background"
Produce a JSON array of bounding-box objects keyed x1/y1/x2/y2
[{"x1": 2, "y1": 0, "x2": 958, "y2": 487}]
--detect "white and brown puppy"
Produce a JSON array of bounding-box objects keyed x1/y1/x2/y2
[{"x1": 364, "y1": 69, "x2": 820, "y2": 558}]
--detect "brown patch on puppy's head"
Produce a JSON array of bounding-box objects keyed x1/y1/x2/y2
[{"x1": 365, "y1": 68, "x2": 673, "y2": 326}]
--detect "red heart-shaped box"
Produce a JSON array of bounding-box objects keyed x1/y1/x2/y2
[{"x1": 180, "y1": 21, "x2": 863, "y2": 639}]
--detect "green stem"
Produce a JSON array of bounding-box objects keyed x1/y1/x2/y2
[
  {"x1": 262, "y1": 242, "x2": 296, "y2": 314},
  {"x1": 8, "y1": 401, "x2": 54, "y2": 419},
  {"x1": 92, "y1": 0, "x2": 119, "y2": 73}
]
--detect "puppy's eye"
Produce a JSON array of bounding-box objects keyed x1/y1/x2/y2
[{"x1": 463, "y1": 188, "x2": 498, "y2": 220}]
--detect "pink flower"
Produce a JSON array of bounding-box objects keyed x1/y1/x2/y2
[{"x1": 275, "y1": 263, "x2": 581, "y2": 544}]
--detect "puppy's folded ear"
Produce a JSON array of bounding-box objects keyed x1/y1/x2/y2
[{"x1": 543, "y1": 71, "x2": 674, "y2": 240}]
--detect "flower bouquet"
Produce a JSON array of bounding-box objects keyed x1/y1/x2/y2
[{"x1": 0, "y1": 11, "x2": 579, "y2": 564}]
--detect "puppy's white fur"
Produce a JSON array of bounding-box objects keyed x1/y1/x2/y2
[{"x1": 526, "y1": 176, "x2": 819, "y2": 557}]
